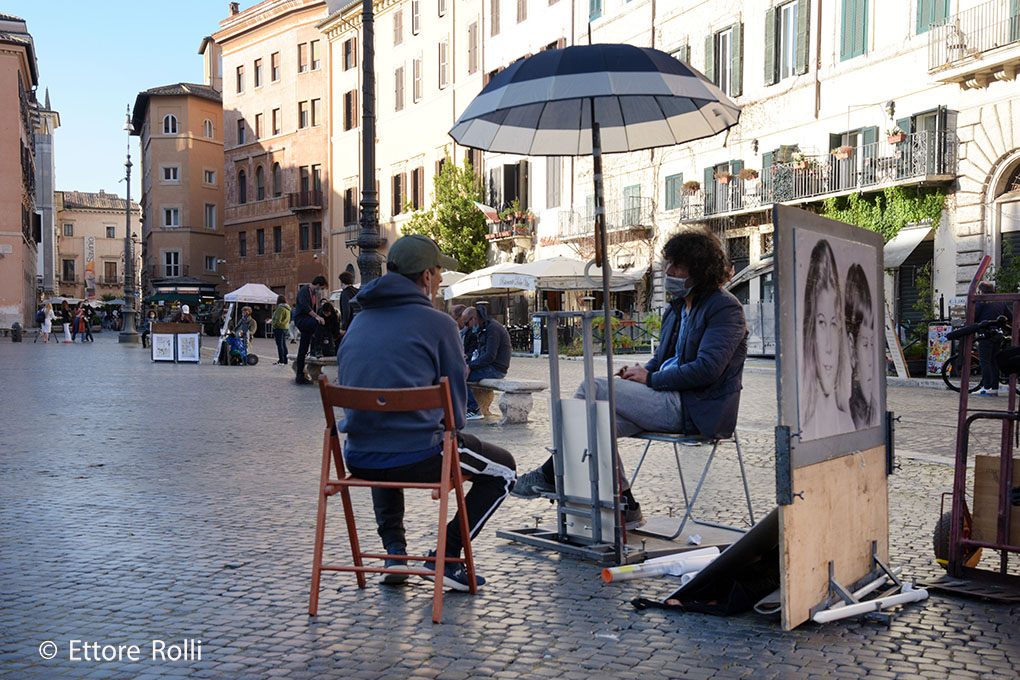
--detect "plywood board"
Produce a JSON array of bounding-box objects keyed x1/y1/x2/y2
[
  {"x1": 779, "y1": 446, "x2": 889, "y2": 630},
  {"x1": 972, "y1": 455, "x2": 1020, "y2": 546},
  {"x1": 559, "y1": 398, "x2": 617, "y2": 541}
]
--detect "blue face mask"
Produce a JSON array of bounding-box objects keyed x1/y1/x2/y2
[{"x1": 665, "y1": 275, "x2": 691, "y2": 299}]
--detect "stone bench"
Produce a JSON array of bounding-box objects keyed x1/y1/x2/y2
[
  {"x1": 468, "y1": 378, "x2": 548, "y2": 425},
  {"x1": 289, "y1": 353, "x2": 337, "y2": 382}
]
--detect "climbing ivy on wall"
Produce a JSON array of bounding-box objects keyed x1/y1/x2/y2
[{"x1": 820, "y1": 186, "x2": 946, "y2": 242}]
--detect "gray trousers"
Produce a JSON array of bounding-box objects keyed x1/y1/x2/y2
[{"x1": 574, "y1": 376, "x2": 685, "y2": 437}]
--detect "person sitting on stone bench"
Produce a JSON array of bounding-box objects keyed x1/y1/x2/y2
[
  {"x1": 511, "y1": 229, "x2": 748, "y2": 530},
  {"x1": 462, "y1": 305, "x2": 512, "y2": 421}
]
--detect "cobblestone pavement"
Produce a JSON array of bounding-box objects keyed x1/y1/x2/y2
[{"x1": 1, "y1": 335, "x2": 1018, "y2": 679}]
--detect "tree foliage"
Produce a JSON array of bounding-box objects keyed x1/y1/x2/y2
[
  {"x1": 820, "y1": 186, "x2": 946, "y2": 243},
  {"x1": 402, "y1": 155, "x2": 488, "y2": 272}
]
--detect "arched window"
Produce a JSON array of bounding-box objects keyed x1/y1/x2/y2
[
  {"x1": 272, "y1": 162, "x2": 282, "y2": 198},
  {"x1": 238, "y1": 169, "x2": 247, "y2": 204},
  {"x1": 255, "y1": 166, "x2": 265, "y2": 201},
  {"x1": 162, "y1": 114, "x2": 178, "y2": 134},
  {"x1": 996, "y1": 160, "x2": 1020, "y2": 269},
  {"x1": 203, "y1": 119, "x2": 214, "y2": 138}
]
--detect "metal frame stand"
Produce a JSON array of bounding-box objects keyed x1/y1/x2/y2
[
  {"x1": 497, "y1": 311, "x2": 642, "y2": 564},
  {"x1": 808, "y1": 541, "x2": 926, "y2": 625}
]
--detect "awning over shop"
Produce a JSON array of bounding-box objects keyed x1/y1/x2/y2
[
  {"x1": 145, "y1": 293, "x2": 201, "y2": 305},
  {"x1": 444, "y1": 263, "x2": 537, "y2": 299},
  {"x1": 883, "y1": 226, "x2": 932, "y2": 269}
]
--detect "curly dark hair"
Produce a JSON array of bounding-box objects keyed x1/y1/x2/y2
[{"x1": 661, "y1": 229, "x2": 731, "y2": 294}]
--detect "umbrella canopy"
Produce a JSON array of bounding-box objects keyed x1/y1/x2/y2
[
  {"x1": 102, "y1": 298, "x2": 127, "y2": 306},
  {"x1": 514, "y1": 256, "x2": 641, "y2": 291},
  {"x1": 444, "y1": 262, "x2": 536, "y2": 300},
  {"x1": 450, "y1": 44, "x2": 739, "y2": 156},
  {"x1": 224, "y1": 283, "x2": 278, "y2": 305},
  {"x1": 41, "y1": 297, "x2": 82, "y2": 305},
  {"x1": 437, "y1": 270, "x2": 467, "y2": 290}
]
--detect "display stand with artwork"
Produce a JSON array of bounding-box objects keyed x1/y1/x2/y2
[
  {"x1": 773, "y1": 205, "x2": 924, "y2": 629},
  {"x1": 150, "y1": 322, "x2": 202, "y2": 364}
]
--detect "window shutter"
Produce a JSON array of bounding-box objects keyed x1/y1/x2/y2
[
  {"x1": 730, "y1": 159, "x2": 744, "y2": 176},
  {"x1": 704, "y1": 166, "x2": 716, "y2": 213},
  {"x1": 519, "y1": 160, "x2": 530, "y2": 211},
  {"x1": 895, "y1": 116, "x2": 911, "y2": 136},
  {"x1": 730, "y1": 22, "x2": 743, "y2": 97},
  {"x1": 840, "y1": 0, "x2": 852, "y2": 59},
  {"x1": 796, "y1": 0, "x2": 811, "y2": 74},
  {"x1": 862, "y1": 126, "x2": 878, "y2": 147},
  {"x1": 678, "y1": 44, "x2": 690, "y2": 63},
  {"x1": 917, "y1": 0, "x2": 930, "y2": 34},
  {"x1": 704, "y1": 34, "x2": 716, "y2": 83},
  {"x1": 764, "y1": 7, "x2": 777, "y2": 86},
  {"x1": 854, "y1": 0, "x2": 867, "y2": 58}
]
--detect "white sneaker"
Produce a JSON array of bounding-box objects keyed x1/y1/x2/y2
[
  {"x1": 987, "y1": 389, "x2": 1000, "y2": 396},
  {"x1": 466, "y1": 410, "x2": 483, "y2": 421},
  {"x1": 978, "y1": 388, "x2": 989, "y2": 396}
]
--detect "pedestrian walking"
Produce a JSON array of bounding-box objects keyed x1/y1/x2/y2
[
  {"x1": 975, "y1": 280, "x2": 1012, "y2": 396},
  {"x1": 337, "y1": 271, "x2": 359, "y2": 336},
  {"x1": 141, "y1": 310, "x2": 156, "y2": 348},
  {"x1": 39, "y1": 303, "x2": 56, "y2": 343},
  {"x1": 271, "y1": 295, "x2": 291, "y2": 365},
  {"x1": 83, "y1": 306, "x2": 95, "y2": 342}
]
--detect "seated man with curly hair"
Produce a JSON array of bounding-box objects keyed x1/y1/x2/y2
[{"x1": 512, "y1": 229, "x2": 748, "y2": 528}]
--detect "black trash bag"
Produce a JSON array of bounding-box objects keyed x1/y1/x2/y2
[{"x1": 632, "y1": 546, "x2": 780, "y2": 616}]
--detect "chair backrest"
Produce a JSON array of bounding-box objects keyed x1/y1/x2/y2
[{"x1": 317, "y1": 375, "x2": 457, "y2": 476}]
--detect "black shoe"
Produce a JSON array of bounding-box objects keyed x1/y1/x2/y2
[
  {"x1": 378, "y1": 546, "x2": 409, "y2": 585},
  {"x1": 510, "y1": 468, "x2": 555, "y2": 498},
  {"x1": 295, "y1": 376, "x2": 312, "y2": 385},
  {"x1": 420, "y1": 550, "x2": 484, "y2": 592}
]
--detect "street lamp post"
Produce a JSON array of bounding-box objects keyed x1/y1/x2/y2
[
  {"x1": 356, "y1": 0, "x2": 384, "y2": 284},
  {"x1": 119, "y1": 105, "x2": 139, "y2": 343}
]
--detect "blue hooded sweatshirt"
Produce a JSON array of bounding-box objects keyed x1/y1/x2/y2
[{"x1": 337, "y1": 272, "x2": 468, "y2": 469}]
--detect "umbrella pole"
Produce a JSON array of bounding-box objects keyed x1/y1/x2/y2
[{"x1": 590, "y1": 101, "x2": 624, "y2": 564}]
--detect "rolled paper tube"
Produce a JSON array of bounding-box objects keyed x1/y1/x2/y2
[
  {"x1": 601, "y1": 553, "x2": 718, "y2": 583},
  {"x1": 680, "y1": 571, "x2": 700, "y2": 586},
  {"x1": 642, "y1": 546, "x2": 720, "y2": 565}
]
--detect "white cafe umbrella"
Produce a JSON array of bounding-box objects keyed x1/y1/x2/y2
[
  {"x1": 514, "y1": 256, "x2": 641, "y2": 291},
  {"x1": 444, "y1": 262, "x2": 536, "y2": 300},
  {"x1": 450, "y1": 43, "x2": 740, "y2": 555}
]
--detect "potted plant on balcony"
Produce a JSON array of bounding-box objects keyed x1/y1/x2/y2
[
  {"x1": 737, "y1": 168, "x2": 759, "y2": 182},
  {"x1": 886, "y1": 127, "x2": 906, "y2": 144},
  {"x1": 792, "y1": 152, "x2": 809, "y2": 170},
  {"x1": 715, "y1": 170, "x2": 733, "y2": 184},
  {"x1": 681, "y1": 180, "x2": 700, "y2": 195},
  {"x1": 498, "y1": 199, "x2": 533, "y2": 234},
  {"x1": 831, "y1": 145, "x2": 853, "y2": 160}
]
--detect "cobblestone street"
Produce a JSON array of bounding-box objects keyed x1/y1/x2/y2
[{"x1": 1, "y1": 335, "x2": 1018, "y2": 679}]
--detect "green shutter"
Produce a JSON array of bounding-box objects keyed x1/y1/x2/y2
[
  {"x1": 916, "y1": 0, "x2": 929, "y2": 34},
  {"x1": 705, "y1": 34, "x2": 716, "y2": 83},
  {"x1": 665, "y1": 173, "x2": 683, "y2": 210},
  {"x1": 796, "y1": 0, "x2": 811, "y2": 74},
  {"x1": 679, "y1": 45, "x2": 690, "y2": 63},
  {"x1": 730, "y1": 22, "x2": 743, "y2": 97},
  {"x1": 762, "y1": 151, "x2": 774, "y2": 170},
  {"x1": 862, "y1": 126, "x2": 878, "y2": 184},
  {"x1": 764, "y1": 7, "x2": 777, "y2": 86},
  {"x1": 1011, "y1": 0, "x2": 1020, "y2": 43},
  {"x1": 895, "y1": 116, "x2": 912, "y2": 137},
  {"x1": 854, "y1": 0, "x2": 868, "y2": 58},
  {"x1": 730, "y1": 159, "x2": 744, "y2": 175},
  {"x1": 704, "y1": 166, "x2": 716, "y2": 213}
]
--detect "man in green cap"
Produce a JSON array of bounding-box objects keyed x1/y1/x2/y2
[{"x1": 337, "y1": 234, "x2": 517, "y2": 591}]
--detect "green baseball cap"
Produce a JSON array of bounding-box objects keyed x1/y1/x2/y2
[{"x1": 387, "y1": 234, "x2": 459, "y2": 274}]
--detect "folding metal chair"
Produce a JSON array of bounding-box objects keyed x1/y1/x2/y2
[
  {"x1": 629, "y1": 431, "x2": 755, "y2": 539},
  {"x1": 308, "y1": 375, "x2": 476, "y2": 623}
]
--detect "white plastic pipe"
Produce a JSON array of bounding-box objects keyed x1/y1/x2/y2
[
  {"x1": 812, "y1": 584, "x2": 928, "y2": 624},
  {"x1": 602, "y1": 550, "x2": 718, "y2": 583},
  {"x1": 830, "y1": 567, "x2": 903, "y2": 609},
  {"x1": 642, "y1": 547, "x2": 721, "y2": 565},
  {"x1": 680, "y1": 570, "x2": 700, "y2": 586}
]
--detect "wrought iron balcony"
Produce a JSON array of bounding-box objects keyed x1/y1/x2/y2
[
  {"x1": 486, "y1": 217, "x2": 534, "y2": 242},
  {"x1": 288, "y1": 190, "x2": 323, "y2": 211},
  {"x1": 556, "y1": 196, "x2": 653, "y2": 242},
  {"x1": 677, "y1": 129, "x2": 957, "y2": 222},
  {"x1": 928, "y1": 0, "x2": 1020, "y2": 86}
]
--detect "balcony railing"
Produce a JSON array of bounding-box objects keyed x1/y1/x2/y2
[
  {"x1": 928, "y1": 0, "x2": 1020, "y2": 71},
  {"x1": 149, "y1": 264, "x2": 190, "y2": 279},
  {"x1": 487, "y1": 217, "x2": 534, "y2": 241},
  {"x1": 288, "y1": 190, "x2": 323, "y2": 211},
  {"x1": 557, "y1": 196, "x2": 653, "y2": 241},
  {"x1": 344, "y1": 222, "x2": 360, "y2": 247},
  {"x1": 677, "y1": 129, "x2": 957, "y2": 221}
]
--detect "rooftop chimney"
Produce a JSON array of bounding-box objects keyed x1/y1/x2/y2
[{"x1": 229, "y1": 2, "x2": 240, "y2": 15}]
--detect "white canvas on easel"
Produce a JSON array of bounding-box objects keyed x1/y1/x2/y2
[{"x1": 558, "y1": 398, "x2": 617, "y2": 541}]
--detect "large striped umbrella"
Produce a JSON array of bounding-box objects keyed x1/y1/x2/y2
[{"x1": 450, "y1": 44, "x2": 740, "y2": 558}]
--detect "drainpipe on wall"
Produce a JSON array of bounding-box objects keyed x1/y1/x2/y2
[{"x1": 814, "y1": 0, "x2": 822, "y2": 119}]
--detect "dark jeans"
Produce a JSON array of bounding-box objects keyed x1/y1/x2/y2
[
  {"x1": 348, "y1": 432, "x2": 516, "y2": 558},
  {"x1": 294, "y1": 317, "x2": 318, "y2": 379},
  {"x1": 274, "y1": 328, "x2": 289, "y2": 364},
  {"x1": 978, "y1": 338, "x2": 1000, "y2": 390},
  {"x1": 465, "y1": 365, "x2": 506, "y2": 412}
]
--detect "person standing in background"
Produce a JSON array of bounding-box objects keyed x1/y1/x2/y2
[
  {"x1": 60, "y1": 300, "x2": 72, "y2": 343},
  {"x1": 337, "y1": 271, "x2": 359, "y2": 337},
  {"x1": 272, "y1": 295, "x2": 291, "y2": 365},
  {"x1": 975, "y1": 280, "x2": 1012, "y2": 396},
  {"x1": 39, "y1": 303, "x2": 56, "y2": 343}
]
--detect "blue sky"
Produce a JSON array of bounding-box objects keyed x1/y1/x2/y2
[{"x1": 7, "y1": 1, "x2": 230, "y2": 201}]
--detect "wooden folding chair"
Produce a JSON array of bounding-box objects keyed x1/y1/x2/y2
[{"x1": 308, "y1": 375, "x2": 477, "y2": 623}]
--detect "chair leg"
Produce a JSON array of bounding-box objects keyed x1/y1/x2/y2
[
  {"x1": 733, "y1": 435, "x2": 755, "y2": 526},
  {"x1": 629, "y1": 439, "x2": 653, "y2": 488},
  {"x1": 673, "y1": 443, "x2": 691, "y2": 508},
  {"x1": 308, "y1": 488, "x2": 329, "y2": 616},
  {"x1": 668, "y1": 442, "x2": 718, "y2": 540},
  {"x1": 338, "y1": 487, "x2": 367, "y2": 589},
  {"x1": 454, "y1": 465, "x2": 477, "y2": 595},
  {"x1": 432, "y1": 453, "x2": 455, "y2": 624}
]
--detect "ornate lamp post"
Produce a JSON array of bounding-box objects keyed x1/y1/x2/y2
[
  {"x1": 119, "y1": 105, "x2": 139, "y2": 343},
  {"x1": 357, "y1": 0, "x2": 384, "y2": 284}
]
